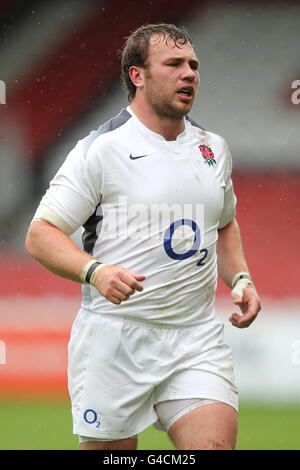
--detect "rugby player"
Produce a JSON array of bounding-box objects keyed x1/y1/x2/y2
[{"x1": 26, "y1": 23, "x2": 261, "y2": 450}]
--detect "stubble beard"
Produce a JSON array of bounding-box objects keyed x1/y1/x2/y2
[
  {"x1": 151, "y1": 97, "x2": 189, "y2": 120},
  {"x1": 144, "y1": 75, "x2": 193, "y2": 121}
]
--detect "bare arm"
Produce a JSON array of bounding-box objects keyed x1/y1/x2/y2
[
  {"x1": 26, "y1": 220, "x2": 92, "y2": 282},
  {"x1": 217, "y1": 218, "x2": 261, "y2": 328},
  {"x1": 217, "y1": 218, "x2": 249, "y2": 288},
  {"x1": 25, "y1": 220, "x2": 145, "y2": 304}
]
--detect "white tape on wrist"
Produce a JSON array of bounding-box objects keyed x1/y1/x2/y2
[
  {"x1": 80, "y1": 260, "x2": 106, "y2": 286},
  {"x1": 231, "y1": 271, "x2": 252, "y2": 288},
  {"x1": 231, "y1": 272, "x2": 254, "y2": 300},
  {"x1": 231, "y1": 278, "x2": 254, "y2": 299}
]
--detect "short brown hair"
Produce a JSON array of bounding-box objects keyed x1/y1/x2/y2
[{"x1": 121, "y1": 23, "x2": 194, "y2": 102}]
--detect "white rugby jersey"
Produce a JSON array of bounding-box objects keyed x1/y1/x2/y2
[{"x1": 40, "y1": 106, "x2": 236, "y2": 326}]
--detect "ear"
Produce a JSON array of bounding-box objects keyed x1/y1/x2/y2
[{"x1": 129, "y1": 66, "x2": 145, "y2": 90}]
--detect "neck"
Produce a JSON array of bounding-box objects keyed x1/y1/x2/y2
[{"x1": 130, "y1": 99, "x2": 185, "y2": 141}]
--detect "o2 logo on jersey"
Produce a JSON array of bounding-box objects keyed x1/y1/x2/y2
[
  {"x1": 163, "y1": 219, "x2": 208, "y2": 266},
  {"x1": 83, "y1": 409, "x2": 101, "y2": 428}
]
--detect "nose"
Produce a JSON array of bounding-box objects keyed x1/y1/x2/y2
[{"x1": 181, "y1": 63, "x2": 198, "y2": 83}]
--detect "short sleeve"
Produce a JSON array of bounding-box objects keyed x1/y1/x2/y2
[{"x1": 39, "y1": 139, "x2": 103, "y2": 231}]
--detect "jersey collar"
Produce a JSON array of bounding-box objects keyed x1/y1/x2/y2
[{"x1": 127, "y1": 106, "x2": 188, "y2": 143}]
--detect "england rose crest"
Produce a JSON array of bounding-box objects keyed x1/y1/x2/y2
[{"x1": 199, "y1": 145, "x2": 216, "y2": 166}]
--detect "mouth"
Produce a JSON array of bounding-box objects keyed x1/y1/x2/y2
[{"x1": 177, "y1": 87, "x2": 194, "y2": 101}]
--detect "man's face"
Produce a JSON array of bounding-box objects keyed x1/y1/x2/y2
[{"x1": 142, "y1": 34, "x2": 200, "y2": 120}]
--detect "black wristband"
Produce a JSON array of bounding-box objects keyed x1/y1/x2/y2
[{"x1": 85, "y1": 261, "x2": 102, "y2": 284}]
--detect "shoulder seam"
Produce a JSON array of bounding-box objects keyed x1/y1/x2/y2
[
  {"x1": 83, "y1": 108, "x2": 132, "y2": 157},
  {"x1": 185, "y1": 115, "x2": 206, "y2": 131},
  {"x1": 97, "y1": 108, "x2": 132, "y2": 136}
]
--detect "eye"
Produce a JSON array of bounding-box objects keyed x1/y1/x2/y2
[{"x1": 190, "y1": 62, "x2": 199, "y2": 71}]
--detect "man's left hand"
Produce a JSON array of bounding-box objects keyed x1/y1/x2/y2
[{"x1": 229, "y1": 286, "x2": 261, "y2": 328}]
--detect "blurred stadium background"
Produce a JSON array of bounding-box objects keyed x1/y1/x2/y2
[{"x1": 0, "y1": 0, "x2": 299, "y2": 450}]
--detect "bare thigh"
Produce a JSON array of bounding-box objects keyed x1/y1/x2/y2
[
  {"x1": 80, "y1": 437, "x2": 138, "y2": 450},
  {"x1": 168, "y1": 402, "x2": 238, "y2": 450}
]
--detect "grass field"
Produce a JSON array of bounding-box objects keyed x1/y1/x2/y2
[{"x1": 0, "y1": 399, "x2": 300, "y2": 450}]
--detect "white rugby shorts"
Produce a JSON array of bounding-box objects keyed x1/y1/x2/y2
[{"x1": 68, "y1": 308, "x2": 238, "y2": 440}]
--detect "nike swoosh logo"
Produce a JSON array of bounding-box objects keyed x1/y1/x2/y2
[{"x1": 129, "y1": 154, "x2": 149, "y2": 160}]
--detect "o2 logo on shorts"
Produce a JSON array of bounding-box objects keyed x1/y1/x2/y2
[
  {"x1": 163, "y1": 219, "x2": 208, "y2": 266},
  {"x1": 83, "y1": 409, "x2": 101, "y2": 428}
]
